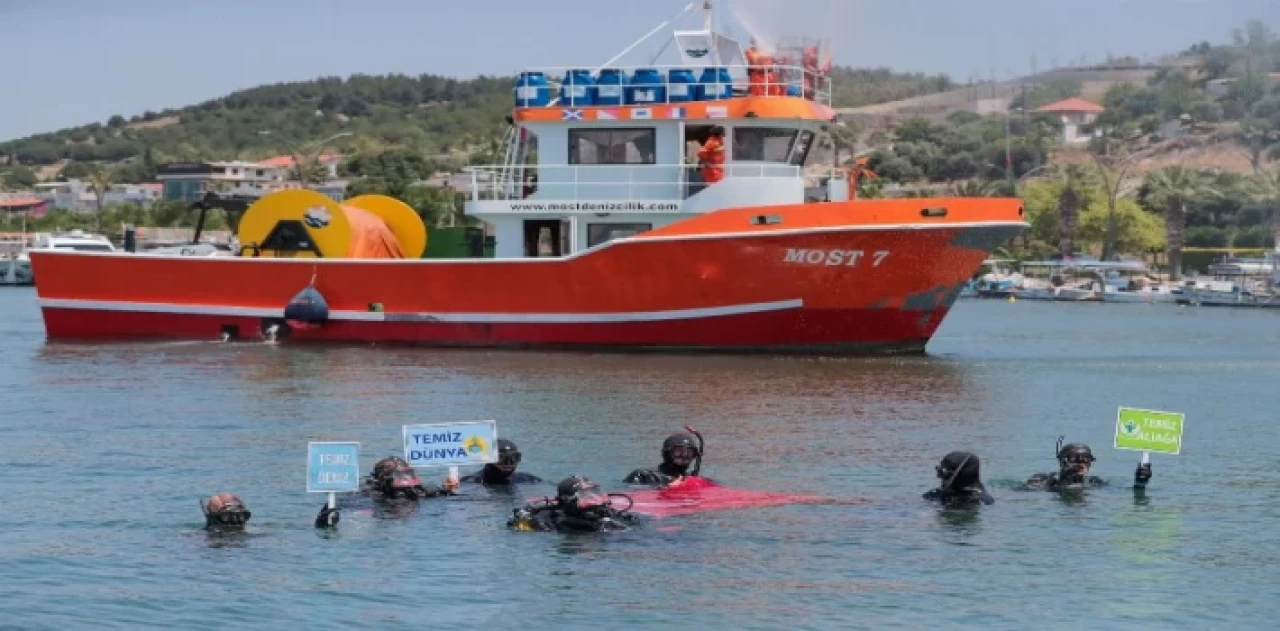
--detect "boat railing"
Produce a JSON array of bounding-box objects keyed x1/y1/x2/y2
[
  {"x1": 464, "y1": 163, "x2": 803, "y2": 203},
  {"x1": 515, "y1": 63, "x2": 833, "y2": 110}
]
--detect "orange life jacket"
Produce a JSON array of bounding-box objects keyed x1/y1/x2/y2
[{"x1": 698, "y1": 137, "x2": 725, "y2": 183}]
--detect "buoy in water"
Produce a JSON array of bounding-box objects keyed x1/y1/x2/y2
[
  {"x1": 1008, "y1": 294, "x2": 1016, "y2": 303},
  {"x1": 284, "y1": 285, "x2": 330, "y2": 327}
]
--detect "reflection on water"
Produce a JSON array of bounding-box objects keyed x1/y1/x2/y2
[{"x1": 4, "y1": 292, "x2": 1280, "y2": 628}]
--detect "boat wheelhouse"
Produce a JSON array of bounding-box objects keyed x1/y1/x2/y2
[{"x1": 464, "y1": 5, "x2": 840, "y2": 259}]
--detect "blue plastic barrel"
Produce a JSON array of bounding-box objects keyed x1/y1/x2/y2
[
  {"x1": 698, "y1": 67, "x2": 733, "y2": 101},
  {"x1": 514, "y1": 71, "x2": 550, "y2": 107},
  {"x1": 559, "y1": 69, "x2": 596, "y2": 106},
  {"x1": 667, "y1": 68, "x2": 697, "y2": 103},
  {"x1": 627, "y1": 68, "x2": 666, "y2": 105},
  {"x1": 786, "y1": 84, "x2": 803, "y2": 97},
  {"x1": 595, "y1": 68, "x2": 627, "y2": 106}
]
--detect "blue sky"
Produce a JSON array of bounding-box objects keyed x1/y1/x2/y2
[{"x1": 1, "y1": 0, "x2": 1275, "y2": 141}]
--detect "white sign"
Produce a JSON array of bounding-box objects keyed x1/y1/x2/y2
[{"x1": 402, "y1": 421, "x2": 498, "y2": 468}]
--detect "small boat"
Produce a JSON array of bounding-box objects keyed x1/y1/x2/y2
[
  {"x1": 965, "y1": 258, "x2": 1022, "y2": 298},
  {"x1": 1016, "y1": 260, "x2": 1100, "y2": 301},
  {"x1": 1093, "y1": 260, "x2": 1178, "y2": 304}
]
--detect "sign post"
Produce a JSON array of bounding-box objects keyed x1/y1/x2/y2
[
  {"x1": 307, "y1": 442, "x2": 362, "y2": 511},
  {"x1": 402, "y1": 420, "x2": 498, "y2": 484},
  {"x1": 1114, "y1": 407, "x2": 1184, "y2": 468}
]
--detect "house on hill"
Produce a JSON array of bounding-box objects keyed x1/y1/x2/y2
[{"x1": 1036, "y1": 97, "x2": 1105, "y2": 145}]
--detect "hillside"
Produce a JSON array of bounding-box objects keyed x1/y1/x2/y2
[{"x1": 0, "y1": 66, "x2": 955, "y2": 174}]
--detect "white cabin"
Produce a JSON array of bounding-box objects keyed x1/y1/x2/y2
[
  {"x1": 463, "y1": 4, "x2": 843, "y2": 259},
  {"x1": 31, "y1": 230, "x2": 117, "y2": 253}
]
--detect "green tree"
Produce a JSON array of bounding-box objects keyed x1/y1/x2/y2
[
  {"x1": 1076, "y1": 197, "x2": 1166, "y2": 256},
  {"x1": 2, "y1": 166, "x2": 38, "y2": 189},
  {"x1": 1245, "y1": 169, "x2": 1280, "y2": 246},
  {"x1": 1144, "y1": 166, "x2": 1207, "y2": 280},
  {"x1": 60, "y1": 161, "x2": 93, "y2": 180},
  {"x1": 1057, "y1": 165, "x2": 1093, "y2": 258},
  {"x1": 87, "y1": 164, "x2": 112, "y2": 232}
]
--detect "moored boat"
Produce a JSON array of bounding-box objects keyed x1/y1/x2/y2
[{"x1": 29, "y1": 3, "x2": 1026, "y2": 354}]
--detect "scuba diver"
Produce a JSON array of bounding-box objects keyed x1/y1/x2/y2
[
  {"x1": 508, "y1": 475, "x2": 638, "y2": 533},
  {"x1": 315, "y1": 456, "x2": 458, "y2": 528},
  {"x1": 459, "y1": 438, "x2": 543, "y2": 485},
  {"x1": 923, "y1": 451, "x2": 994, "y2": 506},
  {"x1": 1020, "y1": 438, "x2": 1153, "y2": 492},
  {"x1": 622, "y1": 427, "x2": 705, "y2": 487},
  {"x1": 202, "y1": 492, "x2": 252, "y2": 532}
]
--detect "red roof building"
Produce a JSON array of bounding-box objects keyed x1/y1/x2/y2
[
  {"x1": 1035, "y1": 97, "x2": 1106, "y2": 114},
  {"x1": 1035, "y1": 98, "x2": 1104, "y2": 145}
]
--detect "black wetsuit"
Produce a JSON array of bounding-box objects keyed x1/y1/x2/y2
[
  {"x1": 459, "y1": 465, "x2": 543, "y2": 485},
  {"x1": 508, "y1": 502, "x2": 637, "y2": 533},
  {"x1": 1020, "y1": 473, "x2": 1107, "y2": 491},
  {"x1": 1021, "y1": 465, "x2": 1152, "y2": 492},
  {"x1": 622, "y1": 463, "x2": 688, "y2": 486},
  {"x1": 923, "y1": 484, "x2": 995, "y2": 506},
  {"x1": 315, "y1": 476, "x2": 453, "y2": 527}
]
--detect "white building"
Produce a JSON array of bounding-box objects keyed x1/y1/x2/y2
[
  {"x1": 35, "y1": 180, "x2": 165, "y2": 211},
  {"x1": 1035, "y1": 97, "x2": 1105, "y2": 145},
  {"x1": 154, "y1": 161, "x2": 286, "y2": 202}
]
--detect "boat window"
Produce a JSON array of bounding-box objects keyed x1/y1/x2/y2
[
  {"x1": 733, "y1": 127, "x2": 798, "y2": 162},
  {"x1": 587, "y1": 223, "x2": 652, "y2": 248},
  {"x1": 789, "y1": 131, "x2": 815, "y2": 166},
  {"x1": 569, "y1": 129, "x2": 656, "y2": 165}
]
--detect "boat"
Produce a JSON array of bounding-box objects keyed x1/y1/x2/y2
[
  {"x1": 28, "y1": 3, "x2": 1026, "y2": 353},
  {"x1": 1176, "y1": 251, "x2": 1280, "y2": 308},
  {"x1": 965, "y1": 258, "x2": 1022, "y2": 298},
  {"x1": 1015, "y1": 260, "x2": 1101, "y2": 301},
  {"x1": 1093, "y1": 260, "x2": 1179, "y2": 304}
]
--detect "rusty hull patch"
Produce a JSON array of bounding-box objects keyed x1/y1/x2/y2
[
  {"x1": 947, "y1": 224, "x2": 1025, "y2": 250},
  {"x1": 903, "y1": 281, "x2": 969, "y2": 312}
]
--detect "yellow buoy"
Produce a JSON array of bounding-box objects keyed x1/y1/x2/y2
[{"x1": 236, "y1": 189, "x2": 426, "y2": 259}]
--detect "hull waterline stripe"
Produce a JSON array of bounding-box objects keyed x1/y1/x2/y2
[{"x1": 37, "y1": 297, "x2": 806, "y2": 324}]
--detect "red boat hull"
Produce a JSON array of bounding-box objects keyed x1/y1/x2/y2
[{"x1": 31, "y1": 199, "x2": 1025, "y2": 355}]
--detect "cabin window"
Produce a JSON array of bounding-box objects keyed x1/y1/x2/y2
[
  {"x1": 569, "y1": 129, "x2": 656, "y2": 165},
  {"x1": 587, "y1": 223, "x2": 652, "y2": 247},
  {"x1": 789, "y1": 131, "x2": 815, "y2": 166},
  {"x1": 732, "y1": 127, "x2": 798, "y2": 162}
]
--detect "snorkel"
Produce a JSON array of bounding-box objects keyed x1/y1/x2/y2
[{"x1": 683, "y1": 424, "x2": 705, "y2": 477}]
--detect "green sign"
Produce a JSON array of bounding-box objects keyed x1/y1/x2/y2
[{"x1": 1114, "y1": 407, "x2": 1184, "y2": 454}]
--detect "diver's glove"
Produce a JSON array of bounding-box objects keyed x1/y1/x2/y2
[
  {"x1": 315, "y1": 504, "x2": 340, "y2": 528},
  {"x1": 1134, "y1": 463, "x2": 1152, "y2": 486}
]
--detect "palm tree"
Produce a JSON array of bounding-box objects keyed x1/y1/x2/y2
[
  {"x1": 87, "y1": 164, "x2": 112, "y2": 233},
  {"x1": 1057, "y1": 165, "x2": 1090, "y2": 259},
  {"x1": 949, "y1": 179, "x2": 997, "y2": 197},
  {"x1": 1246, "y1": 169, "x2": 1280, "y2": 247},
  {"x1": 1145, "y1": 166, "x2": 1205, "y2": 280}
]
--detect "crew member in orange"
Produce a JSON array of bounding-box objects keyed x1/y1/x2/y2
[
  {"x1": 802, "y1": 46, "x2": 819, "y2": 100},
  {"x1": 745, "y1": 40, "x2": 770, "y2": 96},
  {"x1": 697, "y1": 126, "x2": 726, "y2": 184}
]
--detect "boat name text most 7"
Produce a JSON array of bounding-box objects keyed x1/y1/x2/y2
[{"x1": 782, "y1": 249, "x2": 890, "y2": 267}]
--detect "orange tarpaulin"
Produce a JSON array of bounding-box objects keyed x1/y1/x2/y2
[{"x1": 342, "y1": 205, "x2": 404, "y2": 258}]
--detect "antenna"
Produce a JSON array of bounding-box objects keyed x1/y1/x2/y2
[{"x1": 703, "y1": 0, "x2": 713, "y2": 32}]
